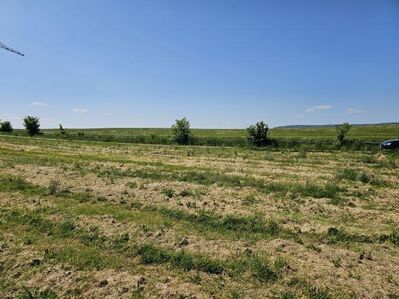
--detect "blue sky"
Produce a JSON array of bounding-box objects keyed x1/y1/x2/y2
[{"x1": 1, "y1": 0, "x2": 398, "y2": 128}]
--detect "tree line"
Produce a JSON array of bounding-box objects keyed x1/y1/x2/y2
[
  {"x1": 0, "y1": 116, "x2": 41, "y2": 135},
  {"x1": 0, "y1": 116, "x2": 352, "y2": 147}
]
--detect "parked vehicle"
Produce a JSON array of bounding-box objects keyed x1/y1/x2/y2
[{"x1": 380, "y1": 139, "x2": 399, "y2": 150}]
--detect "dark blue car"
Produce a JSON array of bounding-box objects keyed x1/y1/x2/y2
[{"x1": 380, "y1": 139, "x2": 399, "y2": 150}]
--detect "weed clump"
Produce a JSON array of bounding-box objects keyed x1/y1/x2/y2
[
  {"x1": 138, "y1": 244, "x2": 225, "y2": 274},
  {"x1": 161, "y1": 188, "x2": 175, "y2": 198},
  {"x1": 388, "y1": 230, "x2": 399, "y2": 245},
  {"x1": 357, "y1": 172, "x2": 370, "y2": 183},
  {"x1": 292, "y1": 181, "x2": 341, "y2": 200},
  {"x1": 17, "y1": 288, "x2": 57, "y2": 299},
  {"x1": 57, "y1": 220, "x2": 76, "y2": 237},
  {"x1": 220, "y1": 214, "x2": 280, "y2": 235},
  {"x1": 336, "y1": 168, "x2": 358, "y2": 181},
  {"x1": 248, "y1": 254, "x2": 278, "y2": 283},
  {"x1": 288, "y1": 277, "x2": 331, "y2": 299},
  {"x1": 297, "y1": 145, "x2": 309, "y2": 158},
  {"x1": 325, "y1": 227, "x2": 372, "y2": 244},
  {"x1": 336, "y1": 168, "x2": 385, "y2": 186},
  {"x1": 179, "y1": 189, "x2": 192, "y2": 197},
  {"x1": 242, "y1": 194, "x2": 257, "y2": 206},
  {"x1": 48, "y1": 179, "x2": 61, "y2": 195}
]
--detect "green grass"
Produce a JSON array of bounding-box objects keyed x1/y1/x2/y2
[
  {"x1": 335, "y1": 168, "x2": 386, "y2": 186},
  {"x1": 138, "y1": 243, "x2": 279, "y2": 282},
  {"x1": 138, "y1": 244, "x2": 226, "y2": 275},
  {"x1": 154, "y1": 207, "x2": 281, "y2": 236},
  {"x1": 16, "y1": 288, "x2": 58, "y2": 299},
  {"x1": 288, "y1": 277, "x2": 332, "y2": 299},
  {"x1": 248, "y1": 254, "x2": 279, "y2": 283},
  {"x1": 0, "y1": 176, "x2": 45, "y2": 195},
  {"x1": 2, "y1": 123, "x2": 398, "y2": 148},
  {"x1": 44, "y1": 244, "x2": 127, "y2": 270},
  {"x1": 36, "y1": 123, "x2": 399, "y2": 141}
]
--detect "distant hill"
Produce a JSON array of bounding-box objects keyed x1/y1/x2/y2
[{"x1": 274, "y1": 122, "x2": 399, "y2": 129}]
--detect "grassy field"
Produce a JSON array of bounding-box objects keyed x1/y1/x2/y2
[
  {"x1": 5, "y1": 123, "x2": 399, "y2": 147},
  {"x1": 0, "y1": 135, "x2": 398, "y2": 298}
]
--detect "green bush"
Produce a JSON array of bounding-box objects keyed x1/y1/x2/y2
[
  {"x1": 0, "y1": 120, "x2": 13, "y2": 133},
  {"x1": 23, "y1": 116, "x2": 40, "y2": 136},
  {"x1": 336, "y1": 122, "x2": 351, "y2": 146},
  {"x1": 59, "y1": 124, "x2": 66, "y2": 135},
  {"x1": 172, "y1": 117, "x2": 191, "y2": 145},
  {"x1": 247, "y1": 121, "x2": 269, "y2": 146}
]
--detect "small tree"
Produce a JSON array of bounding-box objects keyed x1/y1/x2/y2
[
  {"x1": 172, "y1": 117, "x2": 191, "y2": 145},
  {"x1": 0, "y1": 121, "x2": 13, "y2": 133},
  {"x1": 59, "y1": 124, "x2": 66, "y2": 135},
  {"x1": 247, "y1": 121, "x2": 269, "y2": 146},
  {"x1": 23, "y1": 116, "x2": 40, "y2": 136},
  {"x1": 336, "y1": 122, "x2": 351, "y2": 146}
]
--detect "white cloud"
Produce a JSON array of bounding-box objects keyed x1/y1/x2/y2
[
  {"x1": 73, "y1": 108, "x2": 88, "y2": 114},
  {"x1": 305, "y1": 104, "x2": 333, "y2": 113},
  {"x1": 347, "y1": 108, "x2": 363, "y2": 114},
  {"x1": 32, "y1": 101, "x2": 47, "y2": 106},
  {"x1": 104, "y1": 112, "x2": 111, "y2": 116}
]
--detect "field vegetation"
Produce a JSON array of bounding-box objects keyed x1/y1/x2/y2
[
  {"x1": 0, "y1": 120, "x2": 398, "y2": 149},
  {"x1": 0, "y1": 134, "x2": 398, "y2": 297}
]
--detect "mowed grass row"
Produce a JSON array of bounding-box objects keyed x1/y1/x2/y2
[
  {"x1": 0, "y1": 215, "x2": 331, "y2": 298},
  {"x1": 0, "y1": 136, "x2": 397, "y2": 230},
  {"x1": 1, "y1": 174, "x2": 398, "y2": 297},
  {"x1": 1, "y1": 134, "x2": 397, "y2": 172},
  {"x1": 0, "y1": 136, "x2": 399, "y2": 297},
  {"x1": 0, "y1": 177, "x2": 390, "y2": 298},
  {"x1": 1, "y1": 175, "x2": 398, "y2": 249},
  {"x1": 2, "y1": 208, "x2": 284, "y2": 281},
  {"x1": 0, "y1": 136, "x2": 397, "y2": 225},
  {"x1": 1, "y1": 141, "x2": 392, "y2": 205},
  {"x1": 0, "y1": 182, "x2": 338, "y2": 298}
]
